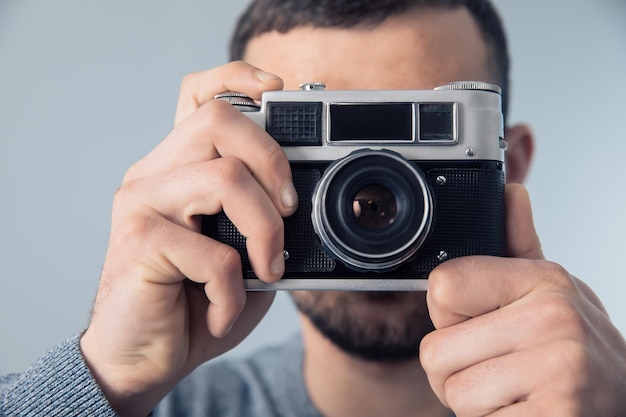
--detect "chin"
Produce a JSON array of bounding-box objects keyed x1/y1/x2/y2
[{"x1": 290, "y1": 290, "x2": 435, "y2": 362}]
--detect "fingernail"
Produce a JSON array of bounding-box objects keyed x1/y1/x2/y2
[
  {"x1": 222, "y1": 323, "x2": 234, "y2": 337},
  {"x1": 271, "y1": 251, "x2": 286, "y2": 278},
  {"x1": 255, "y1": 69, "x2": 280, "y2": 82},
  {"x1": 280, "y1": 181, "x2": 298, "y2": 210}
]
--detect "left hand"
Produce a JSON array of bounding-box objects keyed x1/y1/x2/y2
[{"x1": 420, "y1": 183, "x2": 626, "y2": 416}]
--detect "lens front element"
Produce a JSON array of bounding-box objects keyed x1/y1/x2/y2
[
  {"x1": 352, "y1": 184, "x2": 398, "y2": 231},
  {"x1": 312, "y1": 149, "x2": 433, "y2": 272}
]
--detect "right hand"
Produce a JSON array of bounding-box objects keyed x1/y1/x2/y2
[{"x1": 80, "y1": 61, "x2": 296, "y2": 417}]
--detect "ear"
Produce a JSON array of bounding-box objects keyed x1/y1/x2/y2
[{"x1": 504, "y1": 123, "x2": 534, "y2": 184}]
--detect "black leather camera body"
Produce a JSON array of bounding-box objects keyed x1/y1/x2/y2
[{"x1": 203, "y1": 81, "x2": 507, "y2": 291}]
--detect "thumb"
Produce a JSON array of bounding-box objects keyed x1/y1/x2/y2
[{"x1": 505, "y1": 183, "x2": 544, "y2": 260}]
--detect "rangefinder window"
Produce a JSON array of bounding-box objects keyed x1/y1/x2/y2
[
  {"x1": 267, "y1": 102, "x2": 323, "y2": 145},
  {"x1": 329, "y1": 103, "x2": 414, "y2": 142},
  {"x1": 418, "y1": 102, "x2": 456, "y2": 142}
]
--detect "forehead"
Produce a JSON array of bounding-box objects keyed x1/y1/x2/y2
[{"x1": 243, "y1": 7, "x2": 493, "y2": 91}]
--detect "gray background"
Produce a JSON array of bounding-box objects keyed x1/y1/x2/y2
[{"x1": 1, "y1": 0, "x2": 625, "y2": 374}]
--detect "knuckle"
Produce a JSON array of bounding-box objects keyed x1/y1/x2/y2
[
  {"x1": 442, "y1": 376, "x2": 466, "y2": 413},
  {"x1": 111, "y1": 211, "x2": 162, "y2": 262},
  {"x1": 546, "y1": 341, "x2": 588, "y2": 395},
  {"x1": 214, "y1": 243, "x2": 242, "y2": 275},
  {"x1": 426, "y1": 268, "x2": 447, "y2": 304},
  {"x1": 531, "y1": 292, "x2": 587, "y2": 339},
  {"x1": 122, "y1": 167, "x2": 137, "y2": 183},
  {"x1": 110, "y1": 186, "x2": 147, "y2": 237},
  {"x1": 228, "y1": 59, "x2": 252, "y2": 72},
  {"x1": 418, "y1": 333, "x2": 442, "y2": 372},
  {"x1": 427, "y1": 263, "x2": 461, "y2": 311},
  {"x1": 179, "y1": 71, "x2": 201, "y2": 92},
  {"x1": 110, "y1": 184, "x2": 163, "y2": 253},
  {"x1": 122, "y1": 159, "x2": 147, "y2": 183},
  {"x1": 561, "y1": 342, "x2": 588, "y2": 377},
  {"x1": 178, "y1": 72, "x2": 205, "y2": 103},
  {"x1": 221, "y1": 60, "x2": 259, "y2": 82},
  {"x1": 111, "y1": 181, "x2": 138, "y2": 211},
  {"x1": 125, "y1": 211, "x2": 161, "y2": 245},
  {"x1": 538, "y1": 260, "x2": 576, "y2": 290},
  {"x1": 202, "y1": 96, "x2": 237, "y2": 122},
  {"x1": 262, "y1": 139, "x2": 287, "y2": 166},
  {"x1": 201, "y1": 99, "x2": 247, "y2": 137},
  {"x1": 262, "y1": 143, "x2": 292, "y2": 186},
  {"x1": 211, "y1": 157, "x2": 249, "y2": 186}
]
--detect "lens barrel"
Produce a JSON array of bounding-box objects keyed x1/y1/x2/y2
[{"x1": 312, "y1": 149, "x2": 433, "y2": 272}]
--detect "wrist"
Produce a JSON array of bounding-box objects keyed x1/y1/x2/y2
[{"x1": 79, "y1": 330, "x2": 173, "y2": 417}]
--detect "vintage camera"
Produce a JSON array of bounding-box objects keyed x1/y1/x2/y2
[{"x1": 203, "y1": 81, "x2": 507, "y2": 291}]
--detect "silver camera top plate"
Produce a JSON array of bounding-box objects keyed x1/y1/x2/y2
[{"x1": 233, "y1": 81, "x2": 505, "y2": 164}]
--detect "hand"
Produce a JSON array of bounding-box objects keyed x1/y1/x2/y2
[
  {"x1": 420, "y1": 184, "x2": 626, "y2": 416},
  {"x1": 80, "y1": 61, "x2": 295, "y2": 417}
]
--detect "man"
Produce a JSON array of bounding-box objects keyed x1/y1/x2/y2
[{"x1": 1, "y1": 0, "x2": 625, "y2": 416}]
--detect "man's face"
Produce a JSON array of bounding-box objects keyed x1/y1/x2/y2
[{"x1": 243, "y1": 7, "x2": 494, "y2": 362}]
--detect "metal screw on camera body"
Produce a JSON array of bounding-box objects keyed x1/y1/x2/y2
[
  {"x1": 436, "y1": 175, "x2": 447, "y2": 186},
  {"x1": 465, "y1": 147, "x2": 477, "y2": 157},
  {"x1": 283, "y1": 250, "x2": 290, "y2": 261},
  {"x1": 437, "y1": 251, "x2": 449, "y2": 262}
]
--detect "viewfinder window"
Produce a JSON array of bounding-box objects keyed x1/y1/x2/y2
[
  {"x1": 330, "y1": 103, "x2": 413, "y2": 142},
  {"x1": 418, "y1": 103, "x2": 455, "y2": 141}
]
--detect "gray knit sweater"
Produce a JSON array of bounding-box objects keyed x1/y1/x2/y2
[
  {"x1": 1, "y1": 336, "x2": 457, "y2": 417},
  {"x1": 0, "y1": 334, "x2": 323, "y2": 417}
]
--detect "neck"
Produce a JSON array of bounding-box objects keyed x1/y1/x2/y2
[{"x1": 299, "y1": 314, "x2": 450, "y2": 417}]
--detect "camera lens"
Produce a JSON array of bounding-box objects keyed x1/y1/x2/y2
[
  {"x1": 352, "y1": 185, "x2": 398, "y2": 231},
  {"x1": 312, "y1": 149, "x2": 433, "y2": 272}
]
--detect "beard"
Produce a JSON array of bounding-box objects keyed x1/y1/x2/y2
[{"x1": 290, "y1": 290, "x2": 434, "y2": 363}]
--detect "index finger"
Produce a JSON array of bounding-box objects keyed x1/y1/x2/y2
[
  {"x1": 127, "y1": 100, "x2": 299, "y2": 216},
  {"x1": 175, "y1": 61, "x2": 284, "y2": 126}
]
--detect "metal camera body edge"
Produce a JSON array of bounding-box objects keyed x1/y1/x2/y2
[{"x1": 202, "y1": 82, "x2": 507, "y2": 291}]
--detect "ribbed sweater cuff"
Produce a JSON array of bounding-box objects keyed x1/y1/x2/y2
[{"x1": 0, "y1": 334, "x2": 118, "y2": 417}]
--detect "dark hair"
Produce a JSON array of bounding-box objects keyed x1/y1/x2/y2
[{"x1": 229, "y1": 0, "x2": 510, "y2": 118}]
